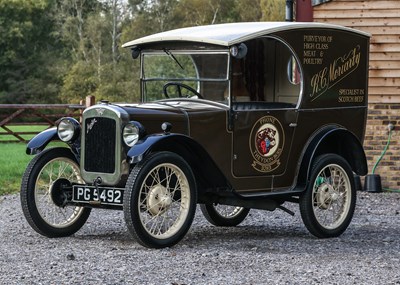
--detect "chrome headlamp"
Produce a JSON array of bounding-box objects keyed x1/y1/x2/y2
[
  {"x1": 57, "y1": 117, "x2": 81, "y2": 142},
  {"x1": 123, "y1": 121, "x2": 145, "y2": 147}
]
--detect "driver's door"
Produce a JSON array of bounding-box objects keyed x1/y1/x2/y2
[
  {"x1": 232, "y1": 108, "x2": 298, "y2": 181},
  {"x1": 230, "y1": 37, "x2": 301, "y2": 192}
]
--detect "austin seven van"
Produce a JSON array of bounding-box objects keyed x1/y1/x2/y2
[{"x1": 20, "y1": 22, "x2": 370, "y2": 248}]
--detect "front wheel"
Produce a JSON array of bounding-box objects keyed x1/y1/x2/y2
[
  {"x1": 299, "y1": 154, "x2": 356, "y2": 238},
  {"x1": 20, "y1": 147, "x2": 91, "y2": 237},
  {"x1": 200, "y1": 204, "x2": 250, "y2": 227},
  {"x1": 123, "y1": 152, "x2": 197, "y2": 248}
]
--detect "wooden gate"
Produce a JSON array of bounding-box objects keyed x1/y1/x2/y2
[{"x1": 0, "y1": 96, "x2": 95, "y2": 143}]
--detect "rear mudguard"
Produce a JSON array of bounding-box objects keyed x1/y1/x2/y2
[
  {"x1": 297, "y1": 126, "x2": 368, "y2": 186},
  {"x1": 26, "y1": 127, "x2": 58, "y2": 155}
]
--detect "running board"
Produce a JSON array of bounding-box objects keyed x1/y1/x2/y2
[{"x1": 213, "y1": 196, "x2": 296, "y2": 216}]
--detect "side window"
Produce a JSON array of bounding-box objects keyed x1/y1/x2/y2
[
  {"x1": 232, "y1": 38, "x2": 301, "y2": 108},
  {"x1": 274, "y1": 41, "x2": 301, "y2": 105}
]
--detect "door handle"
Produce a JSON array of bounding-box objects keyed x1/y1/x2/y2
[{"x1": 289, "y1": 123, "x2": 297, "y2": 127}]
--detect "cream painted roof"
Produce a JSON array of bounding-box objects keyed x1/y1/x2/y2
[{"x1": 122, "y1": 22, "x2": 370, "y2": 48}]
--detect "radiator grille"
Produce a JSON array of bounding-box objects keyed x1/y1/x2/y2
[{"x1": 84, "y1": 117, "x2": 116, "y2": 173}]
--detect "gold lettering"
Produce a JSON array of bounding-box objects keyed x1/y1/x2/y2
[
  {"x1": 310, "y1": 67, "x2": 328, "y2": 97},
  {"x1": 304, "y1": 57, "x2": 323, "y2": 65},
  {"x1": 259, "y1": 117, "x2": 276, "y2": 125},
  {"x1": 310, "y1": 45, "x2": 362, "y2": 100},
  {"x1": 329, "y1": 47, "x2": 360, "y2": 82}
]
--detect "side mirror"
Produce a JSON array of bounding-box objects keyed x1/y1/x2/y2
[
  {"x1": 230, "y1": 43, "x2": 248, "y2": 59},
  {"x1": 131, "y1": 46, "x2": 140, "y2": 59}
]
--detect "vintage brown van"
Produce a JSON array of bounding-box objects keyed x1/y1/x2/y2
[{"x1": 21, "y1": 22, "x2": 370, "y2": 248}]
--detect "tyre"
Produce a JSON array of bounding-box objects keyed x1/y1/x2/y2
[
  {"x1": 299, "y1": 154, "x2": 356, "y2": 238},
  {"x1": 123, "y1": 152, "x2": 197, "y2": 248},
  {"x1": 20, "y1": 147, "x2": 91, "y2": 237},
  {"x1": 200, "y1": 204, "x2": 250, "y2": 227}
]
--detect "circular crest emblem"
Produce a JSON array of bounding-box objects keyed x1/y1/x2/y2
[{"x1": 250, "y1": 116, "x2": 285, "y2": 173}]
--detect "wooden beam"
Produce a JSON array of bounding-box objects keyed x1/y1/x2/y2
[
  {"x1": 371, "y1": 35, "x2": 400, "y2": 44},
  {"x1": 369, "y1": 69, "x2": 400, "y2": 77},
  {"x1": 370, "y1": 43, "x2": 400, "y2": 53},
  {"x1": 353, "y1": 26, "x2": 400, "y2": 34},
  {"x1": 0, "y1": 104, "x2": 84, "y2": 109},
  {"x1": 315, "y1": 18, "x2": 400, "y2": 27},
  {"x1": 369, "y1": 60, "x2": 400, "y2": 70},
  {"x1": 331, "y1": 0, "x2": 399, "y2": 2},
  {"x1": 369, "y1": 86, "x2": 400, "y2": 95},
  {"x1": 0, "y1": 109, "x2": 25, "y2": 127},
  {"x1": 314, "y1": 9, "x2": 400, "y2": 18},
  {"x1": 370, "y1": 52, "x2": 400, "y2": 61},
  {"x1": 369, "y1": 78, "x2": 400, "y2": 87},
  {"x1": 369, "y1": 95, "x2": 400, "y2": 104},
  {"x1": 1, "y1": 125, "x2": 25, "y2": 142},
  {"x1": 314, "y1": 1, "x2": 400, "y2": 10}
]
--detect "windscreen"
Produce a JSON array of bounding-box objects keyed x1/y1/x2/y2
[{"x1": 141, "y1": 51, "x2": 229, "y2": 103}]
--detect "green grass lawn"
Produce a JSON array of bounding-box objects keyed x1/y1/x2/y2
[
  {"x1": 0, "y1": 141, "x2": 67, "y2": 195},
  {"x1": 0, "y1": 143, "x2": 33, "y2": 195},
  {"x1": 0, "y1": 125, "x2": 59, "y2": 195}
]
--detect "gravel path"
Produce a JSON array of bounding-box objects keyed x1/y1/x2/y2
[{"x1": 0, "y1": 192, "x2": 399, "y2": 285}]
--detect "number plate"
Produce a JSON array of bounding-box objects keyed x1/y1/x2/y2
[{"x1": 72, "y1": 185, "x2": 124, "y2": 206}]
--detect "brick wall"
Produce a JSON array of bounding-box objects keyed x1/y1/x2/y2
[{"x1": 364, "y1": 103, "x2": 400, "y2": 190}]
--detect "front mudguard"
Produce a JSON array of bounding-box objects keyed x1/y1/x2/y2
[
  {"x1": 127, "y1": 133, "x2": 229, "y2": 191},
  {"x1": 127, "y1": 134, "x2": 166, "y2": 164},
  {"x1": 127, "y1": 133, "x2": 206, "y2": 164},
  {"x1": 26, "y1": 127, "x2": 58, "y2": 155},
  {"x1": 26, "y1": 128, "x2": 80, "y2": 160}
]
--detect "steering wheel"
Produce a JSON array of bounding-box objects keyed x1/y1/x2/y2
[{"x1": 163, "y1": 82, "x2": 203, "y2": 99}]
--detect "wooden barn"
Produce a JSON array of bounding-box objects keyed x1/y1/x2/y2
[{"x1": 297, "y1": 0, "x2": 400, "y2": 190}]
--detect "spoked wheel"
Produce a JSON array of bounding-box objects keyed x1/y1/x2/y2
[
  {"x1": 123, "y1": 152, "x2": 197, "y2": 248},
  {"x1": 299, "y1": 154, "x2": 356, "y2": 238},
  {"x1": 200, "y1": 204, "x2": 250, "y2": 227},
  {"x1": 20, "y1": 148, "x2": 91, "y2": 237}
]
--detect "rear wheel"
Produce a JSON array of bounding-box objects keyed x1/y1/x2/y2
[
  {"x1": 123, "y1": 152, "x2": 197, "y2": 248},
  {"x1": 299, "y1": 154, "x2": 356, "y2": 238},
  {"x1": 200, "y1": 204, "x2": 250, "y2": 227},
  {"x1": 20, "y1": 148, "x2": 91, "y2": 237}
]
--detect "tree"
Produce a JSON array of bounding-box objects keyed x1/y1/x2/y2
[
  {"x1": 175, "y1": 0, "x2": 237, "y2": 26},
  {"x1": 0, "y1": 0, "x2": 62, "y2": 103},
  {"x1": 260, "y1": 0, "x2": 285, "y2": 21},
  {"x1": 109, "y1": 0, "x2": 124, "y2": 65},
  {"x1": 55, "y1": 0, "x2": 100, "y2": 61},
  {"x1": 0, "y1": 0, "x2": 288, "y2": 104},
  {"x1": 234, "y1": 0, "x2": 262, "y2": 22},
  {"x1": 61, "y1": 0, "x2": 138, "y2": 103}
]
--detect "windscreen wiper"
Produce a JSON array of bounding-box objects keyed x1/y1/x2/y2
[{"x1": 163, "y1": 48, "x2": 184, "y2": 70}]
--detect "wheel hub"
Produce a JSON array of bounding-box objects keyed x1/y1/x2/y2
[
  {"x1": 49, "y1": 178, "x2": 71, "y2": 207},
  {"x1": 147, "y1": 185, "x2": 172, "y2": 216},
  {"x1": 316, "y1": 183, "x2": 336, "y2": 210}
]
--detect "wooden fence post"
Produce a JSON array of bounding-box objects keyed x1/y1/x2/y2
[
  {"x1": 79, "y1": 96, "x2": 95, "y2": 122},
  {"x1": 86, "y1": 95, "x2": 95, "y2": 107}
]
